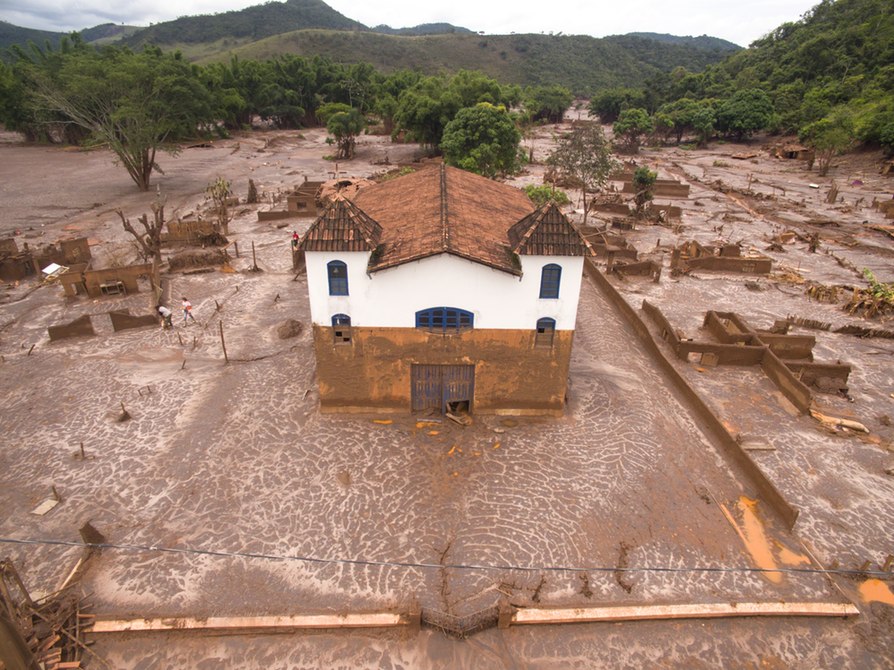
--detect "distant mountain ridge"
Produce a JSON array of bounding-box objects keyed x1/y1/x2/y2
[
  {"x1": 371, "y1": 23, "x2": 475, "y2": 36},
  {"x1": 0, "y1": 0, "x2": 740, "y2": 94},
  {"x1": 626, "y1": 32, "x2": 741, "y2": 51}
]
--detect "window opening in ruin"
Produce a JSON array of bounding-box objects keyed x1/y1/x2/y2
[
  {"x1": 415, "y1": 307, "x2": 474, "y2": 334},
  {"x1": 327, "y1": 260, "x2": 348, "y2": 296},
  {"x1": 535, "y1": 317, "x2": 556, "y2": 347},
  {"x1": 332, "y1": 313, "x2": 352, "y2": 344},
  {"x1": 539, "y1": 264, "x2": 562, "y2": 299}
]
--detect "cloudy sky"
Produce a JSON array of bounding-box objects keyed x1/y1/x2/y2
[{"x1": 0, "y1": 0, "x2": 820, "y2": 47}]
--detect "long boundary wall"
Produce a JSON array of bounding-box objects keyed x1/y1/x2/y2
[{"x1": 585, "y1": 260, "x2": 799, "y2": 529}]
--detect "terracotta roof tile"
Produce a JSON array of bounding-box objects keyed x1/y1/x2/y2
[
  {"x1": 353, "y1": 165, "x2": 533, "y2": 275},
  {"x1": 508, "y1": 202, "x2": 596, "y2": 257},
  {"x1": 298, "y1": 197, "x2": 382, "y2": 252}
]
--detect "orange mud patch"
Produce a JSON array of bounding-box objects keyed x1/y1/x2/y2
[
  {"x1": 777, "y1": 545, "x2": 811, "y2": 567},
  {"x1": 859, "y1": 579, "x2": 894, "y2": 606},
  {"x1": 372, "y1": 419, "x2": 392, "y2": 425},
  {"x1": 719, "y1": 496, "x2": 783, "y2": 584}
]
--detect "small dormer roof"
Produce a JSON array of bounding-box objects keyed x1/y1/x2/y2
[
  {"x1": 508, "y1": 201, "x2": 596, "y2": 257},
  {"x1": 298, "y1": 196, "x2": 382, "y2": 252}
]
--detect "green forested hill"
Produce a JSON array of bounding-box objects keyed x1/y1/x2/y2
[
  {"x1": 599, "y1": 0, "x2": 893, "y2": 154},
  {"x1": 206, "y1": 30, "x2": 733, "y2": 93},
  {"x1": 0, "y1": 21, "x2": 62, "y2": 52},
  {"x1": 121, "y1": 0, "x2": 365, "y2": 48},
  {"x1": 627, "y1": 32, "x2": 741, "y2": 51}
]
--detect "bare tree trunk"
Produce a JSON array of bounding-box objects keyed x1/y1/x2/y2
[{"x1": 118, "y1": 198, "x2": 166, "y2": 292}]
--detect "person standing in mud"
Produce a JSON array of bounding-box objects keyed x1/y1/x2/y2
[
  {"x1": 157, "y1": 304, "x2": 173, "y2": 329},
  {"x1": 181, "y1": 297, "x2": 197, "y2": 325}
]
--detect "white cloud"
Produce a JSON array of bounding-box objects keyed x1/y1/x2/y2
[{"x1": 0, "y1": 0, "x2": 819, "y2": 47}]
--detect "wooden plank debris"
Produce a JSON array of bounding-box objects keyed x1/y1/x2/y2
[
  {"x1": 512, "y1": 601, "x2": 859, "y2": 625},
  {"x1": 91, "y1": 612, "x2": 406, "y2": 634}
]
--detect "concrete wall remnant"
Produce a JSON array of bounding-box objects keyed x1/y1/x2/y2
[
  {"x1": 61, "y1": 263, "x2": 151, "y2": 298},
  {"x1": 47, "y1": 314, "x2": 95, "y2": 341},
  {"x1": 641, "y1": 304, "x2": 851, "y2": 414},
  {"x1": 1, "y1": 237, "x2": 92, "y2": 282},
  {"x1": 622, "y1": 179, "x2": 690, "y2": 198},
  {"x1": 32, "y1": 237, "x2": 91, "y2": 275},
  {"x1": 163, "y1": 219, "x2": 217, "y2": 244},
  {"x1": 109, "y1": 310, "x2": 158, "y2": 332},
  {"x1": 672, "y1": 242, "x2": 773, "y2": 275},
  {"x1": 608, "y1": 260, "x2": 662, "y2": 282},
  {"x1": 0, "y1": 238, "x2": 34, "y2": 281}
]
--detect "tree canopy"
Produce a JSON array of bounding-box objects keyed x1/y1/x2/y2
[
  {"x1": 441, "y1": 102, "x2": 521, "y2": 178},
  {"x1": 20, "y1": 44, "x2": 214, "y2": 190},
  {"x1": 547, "y1": 125, "x2": 617, "y2": 225}
]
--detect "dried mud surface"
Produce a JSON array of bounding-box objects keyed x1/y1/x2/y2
[{"x1": 0, "y1": 121, "x2": 892, "y2": 667}]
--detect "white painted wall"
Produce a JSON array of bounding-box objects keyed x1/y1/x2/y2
[{"x1": 304, "y1": 251, "x2": 585, "y2": 330}]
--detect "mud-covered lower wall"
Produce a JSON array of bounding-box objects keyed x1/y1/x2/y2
[
  {"x1": 47, "y1": 315, "x2": 95, "y2": 341},
  {"x1": 109, "y1": 310, "x2": 158, "y2": 332},
  {"x1": 586, "y1": 260, "x2": 800, "y2": 530},
  {"x1": 312, "y1": 326, "x2": 573, "y2": 415}
]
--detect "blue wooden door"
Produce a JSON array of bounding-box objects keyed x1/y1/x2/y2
[{"x1": 411, "y1": 364, "x2": 475, "y2": 413}]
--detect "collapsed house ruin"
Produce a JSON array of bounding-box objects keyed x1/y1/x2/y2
[
  {"x1": 671, "y1": 240, "x2": 773, "y2": 274},
  {"x1": 0, "y1": 237, "x2": 91, "y2": 282},
  {"x1": 643, "y1": 305, "x2": 851, "y2": 413}
]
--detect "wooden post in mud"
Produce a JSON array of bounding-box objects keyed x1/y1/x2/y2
[
  {"x1": 252, "y1": 241, "x2": 258, "y2": 271},
  {"x1": 219, "y1": 321, "x2": 229, "y2": 364},
  {"x1": 234, "y1": 241, "x2": 239, "y2": 258}
]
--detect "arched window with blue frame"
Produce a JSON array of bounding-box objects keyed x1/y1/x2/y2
[
  {"x1": 535, "y1": 317, "x2": 556, "y2": 347},
  {"x1": 416, "y1": 307, "x2": 474, "y2": 333},
  {"x1": 331, "y1": 313, "x2": 352, "y2": 344},
  {"x1": 327, "y1": 260, "x2": 348, "y2": 296},
  {"x1": 539, "y1": 264, "x2": 561, "y2": 299}
]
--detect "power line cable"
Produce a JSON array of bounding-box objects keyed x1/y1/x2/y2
[{"x1": 1, "y1": 536, "x2": 890, "y2": 578}]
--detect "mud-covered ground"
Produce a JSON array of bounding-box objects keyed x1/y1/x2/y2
[{"x1": 0, "y1": 120, "x2": 892, "y2": 668}]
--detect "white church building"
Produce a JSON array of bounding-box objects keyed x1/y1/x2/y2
[{"x1": 297, "y1": 164, "x2": 594, "y2": 415}]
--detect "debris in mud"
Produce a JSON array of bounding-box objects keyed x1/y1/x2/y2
[
  {"x1": 844, "y1": 270, "x2": 894, "y2": 319},
  {"x1": 168, "y1": 248, "x2": 229, "y2": 271},
  {"x1": 615, "y1": 541, "x2": 634, "y2": 593},
  {"x1": 810, "y1": 409, "x2": 869, "y2": 433},
  {"x1": 1, "y1": 557, "x2": 98, "y2": 669},
  {"x1": 578, "y1": 573, "x2": 593, "y2": 598},
  {"x1": 446, "y1": 412, "x2": 472, "y2": 426},
  {"x1": 806, "y1": 282, "x2": 843, "y2": 304},
  {"x1": 276, "y1": 319, "x2": 303, "y2": 339}
]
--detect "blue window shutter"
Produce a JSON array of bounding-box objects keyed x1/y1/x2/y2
[
  {"x1": 327, "y1": 261, "x2": 348, "y2": 296},
  {"x1": 539, "y1": 264, "x2": 561, "y2": 299}
]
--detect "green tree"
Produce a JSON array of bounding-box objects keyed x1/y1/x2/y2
[
  {"x1": 716, "y1": 88, "x2": 775, "y2": 141},
  {"x1": 632, "y1": 166, "x2": 657, "y2": 217},
  {"x1": 319, "y1": 102, "x2": 365, "y2": 159},
  {"x1": 547, "y1": 125, "x2": 617, "y2": 226},
  {"x1": 393, "y1": 76, "x2": 458, "y2": 148},
  {"x1": 613, "y1": 108, "x2": 655, "y2": 153},
  {"x1": 523, "y1": 184, "x2": 570, "y2": 207},
  {"x1": 800, "y1": 107, "x2": 855, "y2": 176},
  {"x1": 441, "y1": 103, "x2": 521, "y2": 178},
  {"x1": 524, "y1": 85, "x2": 573, "y2": 124},
  {"x1": 29, "y1": 46, "x2": 214, "y2": 190},
  {"x1": 589, "y1": 88, "x2": 647, "y2": 123}
]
